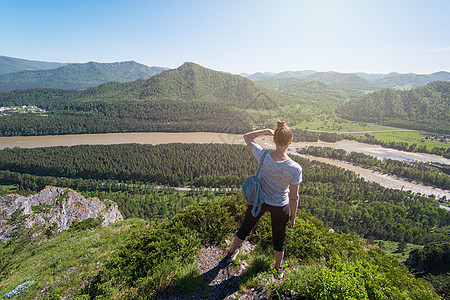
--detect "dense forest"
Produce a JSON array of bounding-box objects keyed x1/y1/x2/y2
[
  {"x1": 297, "y1": 146, "x2": 450, "y2": 190},
  {"x1": 405, "y1": 241, "x2": 450, "y2": 299},
  {"x1": 0, "y1": 103, "x2": 251, "y2": 135},
  {"x1": 0, "y1": 144, "x2": 254, "y2": 187},
  {"x1": 340, "y1": 81, "x2": 450, "y2": 134},
  {"x1": 0, "y1": 143, "x2": 448, "y2": 246}
]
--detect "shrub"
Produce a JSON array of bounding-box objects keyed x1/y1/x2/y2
[{"x1": 69, "y1": 216, "x2": 104, "y2": 232}]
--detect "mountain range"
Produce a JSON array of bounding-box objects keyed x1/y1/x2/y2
[
  {"x1": 242, "y1": 70, "x2": 317, "y2": 81},
  {"x1": 243, "y1": 69, "x2": 450, "y2": 90},
  {"x1": 0, "y1": 58, "x2": 168, "y2": 92},
  {"x1": 359, "y1": 71, "x2": 450, "y2": 89},
  {"x1": 1, "y1": 55, "x2": 449, "y2": 93},
  {"x1": 0, "y1": 57, "x2": 449, "y2": 136},
  {"x1": 0, "y1": 55, "x2": 68, "y2": 75}
]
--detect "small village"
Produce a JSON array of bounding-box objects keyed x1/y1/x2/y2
[
  {"x1": 423, "y1": 133, "x2": 450, "y2": 144},
  {"x1": 0, "y1": 105, "x2": 47, "y2": 116}
]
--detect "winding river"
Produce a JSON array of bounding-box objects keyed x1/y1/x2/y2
[{"x1": 0, "y1": 132, "x2": 449, "y2": 202}]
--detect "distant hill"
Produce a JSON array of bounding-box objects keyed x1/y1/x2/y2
[
  {"x1": 0, "y1": 55, "x2": 67, "y2": 75},
  {"x1": 129, "y1": 62, "x2": 293, "y2": 108},
  {"x1": 340, "y1": 81, "x2": 450, "y2": 134},
  {"x1": 247, "y1": 69, "x2": 450, "y2": 90},
  {"x1": 355, "y1": 72, "x2": 386, "y2": 81},
  {"x1": 0, "y1": 62, "x2": 300, "y2": 135},
  {"x1": 242, "y1": 71, "x2": 276, "y2": 81},
  {"x1": 369, "y1": 71, "x2": 450, "y2": 89},
  {"x1": 256, "y1": 77, "x2": 365, "y2": 104},
  {"x1": 300, "y1": 72, "x2": 384, "y2": 91},
  {"x1": 244, "y1": 70, "x2": 316, "y2": 81},
  {"x1": 245, "y1": 70, "x2": 383, "y2": 91},
  {"x1": 0, "y1": 61, "x2": 168, "y2": 92}
]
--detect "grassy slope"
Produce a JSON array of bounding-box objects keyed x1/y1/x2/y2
[
  {"x1": 371, "y1": 131, "x2": 450, "y2": 151},
  {"x1": 0, "y1": 218, "x2": 144, "y2": 298},
  {"x1": 0, "y1": 194, "x2": 441, "y2": 299},
  {"x1": 374, "y1": 240, "x2": 424, "y2": 262}
]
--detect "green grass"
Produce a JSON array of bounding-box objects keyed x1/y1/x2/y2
[
  {"x1": 0, "y1": 218, "x2": 148, "y2": 299},
  {"x1": 172, "y1": 264, "x2": 206, "y2": 294},
  {"x1": 0, "y1": 184, "x2": 16, "y2": 196},
  {"x1": 371, "y1": 131, "x2": 450, "y2": 150},
  {"x1": 291, "y1": 115, "x2": 403, "y2": 132},
  {"x1": 374, "y1": 240, "x2": 424, "y2": 262},
  {"x1": 285, "y1": 113, "x2": 449, "y2": 151}
]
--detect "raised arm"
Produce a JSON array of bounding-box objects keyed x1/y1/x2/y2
[{"x1": 243, "y1": 129, "x2": 274, "y2": 150}]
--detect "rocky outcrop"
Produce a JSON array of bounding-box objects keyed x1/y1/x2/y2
[{"x1": 0, "y1": 186, "x2": 123, "y2": 241}]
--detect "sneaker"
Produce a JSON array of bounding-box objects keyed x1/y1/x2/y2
[
  {"x1": 229, "y1": 248, "x2": 239, "y2": 261},
  {"x1": 220, "y1": 248, "x2": 239, "y2": 266},
  {"x1": 274, "y1": 260, "x2": 285, "y2": 279}
]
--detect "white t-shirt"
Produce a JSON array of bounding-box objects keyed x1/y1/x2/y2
[{"x1": 252, "y1": 144, "x2": 302, "y2": 207}]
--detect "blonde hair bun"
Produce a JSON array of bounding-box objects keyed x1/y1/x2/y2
[
  {"x1": 277, "y1": 120, "x2": 287, "y2": 129},
  {"x1": 274, "y1": 120, "x2": 292, "y2": 146}
]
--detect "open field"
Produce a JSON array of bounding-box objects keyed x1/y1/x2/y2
[
  {"x1": 288, "y1": 114, "x2": 449, "y2": 150},
  {"x1": 370, "y1": 131, "x2": 449, "y2": 150},
  {"x1": 292, "y1": 115, "x2": 402, "y2": 132},
  {"x1": 0, "y1": 184, "x2": 16, "y2": 196},
  {"x1": 374, "y1": 240, "x2": 424, "y2": 262}
]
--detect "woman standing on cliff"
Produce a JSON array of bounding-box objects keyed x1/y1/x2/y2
[{"x1": 224, "y1": 121, "x2": 302, "y2": 274}]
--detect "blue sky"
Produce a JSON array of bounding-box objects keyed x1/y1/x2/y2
[{"x1": 1, "y1": 0, "x2": 449, "y2": 74}]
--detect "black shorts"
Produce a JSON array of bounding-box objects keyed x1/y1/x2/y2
[{"x1": 236, "y1": 202, "x2": 290, "y2": 252}]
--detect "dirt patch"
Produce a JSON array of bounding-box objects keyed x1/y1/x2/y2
[{"x1": 158, "y1": 241, "x2": 267, "y2": 299}]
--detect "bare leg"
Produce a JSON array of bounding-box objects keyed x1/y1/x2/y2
[
  {"x1": 229, "y1": 235, "x2": 244, "y2": 253},
  {"x1": 275, "y1": 250, "x2": 284, "y2": 269}
]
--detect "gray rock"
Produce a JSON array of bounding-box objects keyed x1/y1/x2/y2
[{"x1": 0, "y1": 186, "x2": 123, "y2": 241}]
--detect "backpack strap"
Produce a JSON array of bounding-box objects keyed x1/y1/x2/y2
[
  {"x1": 252, "y1": 150, "x2": 268, "y2": 217},
  {"x1": 256, "y1": 150, "x2": 268, "y2": 179}
]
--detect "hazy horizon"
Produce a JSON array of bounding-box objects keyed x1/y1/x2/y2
[{"x1": 3, "y1": 55, "x2": 449, "y2": 76}]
